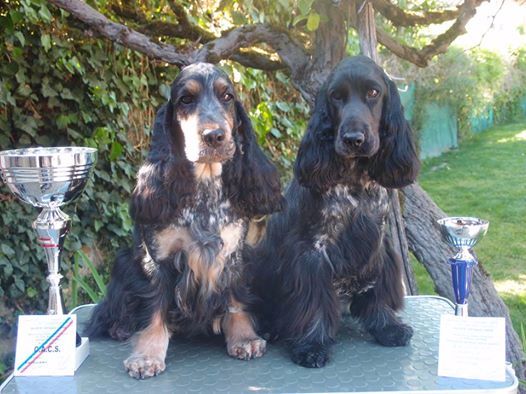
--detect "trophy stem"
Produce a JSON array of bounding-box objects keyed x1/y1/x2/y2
[
  {"x1": 449, "y1": 254, "x2": 477, "y2": 317},
  {"x1": 32, "y1": 207, "x2": 71, "y2": 315}
]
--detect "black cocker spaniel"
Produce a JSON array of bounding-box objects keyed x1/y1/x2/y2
[
  {"x1": 86, "y1": 63, "x2": 284, "y2": 379},
  {"x1": 251, "y1": 56, "x2": 420, "y2": 368}
]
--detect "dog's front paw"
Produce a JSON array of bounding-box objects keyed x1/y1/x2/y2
[
  {"x1": 372, "y1": 323, "x2": 413, "y2": 347},
  {"x1": 124, "y1": 354, "x2": 166, "y2": 379},
  {"x1": 291, "y1": 343, "x2": 330, "y2": 368},
  {"x1": 227, "y1": 337, "x2": 267, "y2": 360}
]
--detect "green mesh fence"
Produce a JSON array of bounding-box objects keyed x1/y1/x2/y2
[
  {"x1": 399, "y1": 83, "x2": 458, "y2": 160},
  {"x1": 470, "y1": 107, "x2": 495, "y2": 133},
  {"x1": 418, "y1": 103, "x2": 458, "y2": 160},
  {"x1": 399, "y1": 87, "x2": 526, "y2": 160}
]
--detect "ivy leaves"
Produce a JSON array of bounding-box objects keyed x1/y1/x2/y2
[
  {"x1": 219, "y1": 0, "x2": 323, "y2": 32},
  {"x1": 0, "y1": 0, "x2": 177, "y2": 311}
]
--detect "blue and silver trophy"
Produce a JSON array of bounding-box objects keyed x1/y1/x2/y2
[{"x1": 437, "y1": 217, "x2": 489, "y2": 316}]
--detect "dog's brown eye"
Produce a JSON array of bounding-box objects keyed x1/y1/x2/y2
[
  {"x1": 222, "y1": 93, "x2": 233, "y2": 102},
  {"x1": 367, "y1": 89, "x2": 379, "y2": 98},
  {"x1": 331, "y1": 92, "x2": 343, "y2": 101},
  {"x1": 180, "y1": 95, "x2": 194, "y2": 104}
]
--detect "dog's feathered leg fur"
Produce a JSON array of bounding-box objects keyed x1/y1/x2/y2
[
  {"x1": 349, "y1": 238, "x2": 413, "y2": 346},
  {"x1": 276, "y1": 247, "x2": 340, "y2": 368}
]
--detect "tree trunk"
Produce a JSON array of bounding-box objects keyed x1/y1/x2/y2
[
  {"x1": 403, "y1": 183, "x2": 526, "y2": 380},
  {"x1": 356, "y1": 0, "x2": 379, "y2": 63},
  {"x1": 294, "y1": 0, "x2": 348, "y2": 105},
  {"x1": 352, "y1": 0, "x2": 418, "y2": 294},
  {"x1": 388, "y1": 190, "x2": 418, "y2": 294}
]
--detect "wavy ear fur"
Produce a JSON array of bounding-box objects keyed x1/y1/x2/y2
[
  {"x1": 294, "y1": 85, "x2": 345, "y2": 193},
  {"x1": 222, "y1": 100, "x2": 284, "y2": 217},
  {"x1": 129, "y1": 101, "x2": 195, "y2": 224},
  {"x1": 368, "y1": 77, "x2": 420, "y2": 188}
]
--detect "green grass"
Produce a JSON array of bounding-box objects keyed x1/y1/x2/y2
[{"x1": 411, "y1": 120, "x2": 526, "y2": 333}]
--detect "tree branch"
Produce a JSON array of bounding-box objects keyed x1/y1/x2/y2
[
  {"x1": 371, "y1": 0, "x2": 460, "y2": 26},
  {"x1": 421, "y1": 0, "x2": 486, "y2": 60},
  {"x1": 375, "y1": 27, "x2": 429, "y2": 67},
  {"x1": 48, "y1": 0, "x2": 295, "y2": 72},
  {"x1": 111, "y1": 2, "x2": 284, "y2": 70},
  {"x1": 231, "y1": 52, "x2": 285, "y2": 71},
  {"x1": 193, "y1": 24, "x2": 309, "y2": 74},
  {"x1": 48, "y1": 0, "x2": 190, "y2": 67},
  {"x1": 465, "y1": 0, "x2": 506, "y2": 51},
  {"x1": 295, "y1": 0, "x2": 350, "y2": 106},
  {"x1": 110, "y1": 2, "x2": 212, "y2": 43},
  {"x1": 371, "y1": 0, "x2": 487, "y2": 67},
  {"x1": 48, "y1": 0, "x2": 486, "y2": 73},
  {"x1": 111, "y1": 0, "x2": 213, "y2": 42}
]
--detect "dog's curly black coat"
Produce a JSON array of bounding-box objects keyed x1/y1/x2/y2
[
  {"x1": 85, "y1": 63, "x2": 284, "y2": 379},
  {"x1": 251, "y1": 56, "x2": 420, "y2": 368}
]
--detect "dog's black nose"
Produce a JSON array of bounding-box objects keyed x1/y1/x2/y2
[
  {"x1": 342, "y1": 132, "x2": 365, "y2": 147},
  {"x1": 203, "y1": 129, "x2": 225, "y2": 147}
]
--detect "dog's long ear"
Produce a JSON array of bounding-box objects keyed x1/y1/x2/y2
[
  {"x1": 368, "y1": 77, "x2": 420, "y2": 188},
  {"x1": 294, "y1": 85, "x2": 343, "y2": 193},
  {"x1": 222, "y1": 100, "x2": 284, "y2": 217},
  {"x1": 129, "y1": 101, "x2": 195, "y2": 224}
]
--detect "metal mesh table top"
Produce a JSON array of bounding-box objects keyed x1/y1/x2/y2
[{"x1": 1, "y1": 296, "x2": 518, "y2": 393}]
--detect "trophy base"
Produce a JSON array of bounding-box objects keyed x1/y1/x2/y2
[
  {"x1": 75, "y1": 337, "x2": 90, "y2": 371},
  {"x1": 455, "y1": 303, "x2": 469, "y2": 317}
]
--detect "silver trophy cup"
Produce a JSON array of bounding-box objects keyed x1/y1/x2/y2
[
  {"x1": 0, "y1": 147, "x2": 97, "y2": 315},
  {"x1": 437, "y1": 216, "x2": 489, "y2": 316}
]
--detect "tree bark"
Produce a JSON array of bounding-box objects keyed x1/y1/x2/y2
[
  {"x1": 403, "y1": 183, "x2": 526, "y2": 380},
  {"x1": 353, "y1": 0, "x2": 418, "y2": 295},
  {"x1": 292, "y1": 0, "x2": 349, "y2": 105},
  {"x1": 388, "y1": 190, "x2": 418, "y2": 295},
  {"x1": 371, "y1": 0, "x2": 460, "y2": 26},
  {"x1": 356, "y1": 0, "x2": 379, "y2": 63},
  {"x1": 48, "y1": 0, "x2": 190, "y2": 67}
]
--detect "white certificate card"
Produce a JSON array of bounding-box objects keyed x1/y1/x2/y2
[
  {"x1": 14, "y1": 314, "x2": 77, "y2": 376},
  {"x1": 438, "y1": 314, "x2": 506, "y2": 381}
]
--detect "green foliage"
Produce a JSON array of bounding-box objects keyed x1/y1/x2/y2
[
  {"x1": 492, "y1": 48, "x2": 526, "y2": 124},
  {"x1": 219, "y1": 0, "x2": 321, "y2": 32},
  {"x1": 221, "y1": 64, "x2": 309, "y2": 174},
  {"x1": 411, "y1": 47, "x2": 526, "y2": 139},
  {"x1": 0, "y1": 0, "x2": 177, "y2": 318},
  {"x1": 71, "y1": 250, "x2": 107, "y2": 305}
]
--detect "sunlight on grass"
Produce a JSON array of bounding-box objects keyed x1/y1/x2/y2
[
  {"x1": 418, "y1": 121, "x2": 526, "y2": 333},
  {"x1": 496, "y1": 128, "x2": 526, "y2": 143},
  {"x1": 494, "y1": 275, "x2": 526, "y2": 295}
]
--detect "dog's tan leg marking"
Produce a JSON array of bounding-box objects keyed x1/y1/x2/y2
[
  {"x1": 245, "y1": 216, "x2": 267, "y2": 246},
  {"x1": 222, "y1": 300, "x2": 266, "y2": 360},
  {"x1": 124, "y1": 312, "x2": 171, "y2": 379}
]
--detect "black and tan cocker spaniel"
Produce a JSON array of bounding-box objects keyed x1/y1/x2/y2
[
  {"x1": 85, "y1": 63, "x2": 284, "y2": 379},
  {"x1": 251, "y1": 56, "x2": 420, "y2": 368}
]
